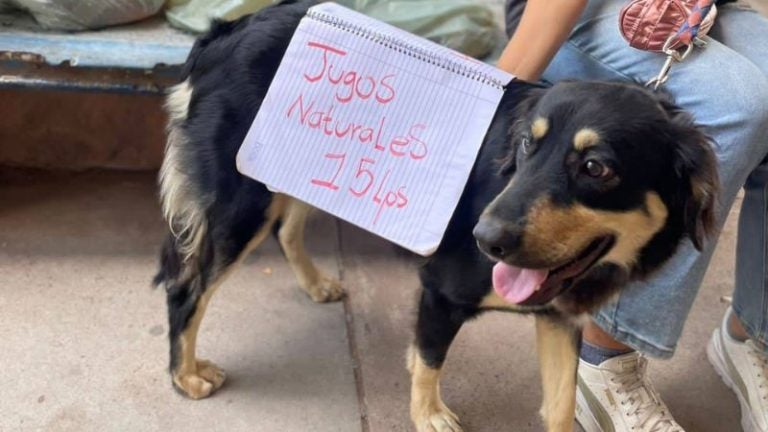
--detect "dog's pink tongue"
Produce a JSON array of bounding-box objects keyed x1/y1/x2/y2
[{"x1": 492, "y1": 262, "x2": 548, "y2": 304}]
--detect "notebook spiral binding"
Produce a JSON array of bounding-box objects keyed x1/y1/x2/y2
[{"x1": 307, "y1": 9, "x2": 505, "y2": 90}]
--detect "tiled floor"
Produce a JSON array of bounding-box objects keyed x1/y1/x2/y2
[{"x1": 0, "y1": 170, "x2": 743, "y2": 431}]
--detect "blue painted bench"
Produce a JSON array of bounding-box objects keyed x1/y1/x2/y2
[{"x1": 0, "y1": 12, "x2": 195, "y2": 94}]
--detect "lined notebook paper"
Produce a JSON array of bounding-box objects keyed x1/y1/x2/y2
[{"x1": 236, "y1": 2, "x2": 514, "y2": 255}]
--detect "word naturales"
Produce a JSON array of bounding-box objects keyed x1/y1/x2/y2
[{"x1": 283, "y1": 40, "x2": 431, "y2": 223}]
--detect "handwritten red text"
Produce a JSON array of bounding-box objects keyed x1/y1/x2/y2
[
  {"x1": 311, "y1": 153, "x2": 408, "y2": 225},
  {"x1": 304, "y1": 42, "x2": 396, "y2": 104}
]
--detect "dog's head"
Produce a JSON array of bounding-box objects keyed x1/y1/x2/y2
[{"x1": 474, "y1": 81, "x2": 718, "y2": 313}]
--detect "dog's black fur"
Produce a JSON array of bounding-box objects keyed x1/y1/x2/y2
[{"x1": 153, "y1": 1, "x2": 719, "y2": 430}]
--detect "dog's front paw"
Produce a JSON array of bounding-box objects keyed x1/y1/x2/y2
[
  {"x1": 305, "y1": 273, "x2": 344, "y2": 303},
  {"x1": 173, "y1": 360, "x2": 226, "y2": 399},
  {"x1": 412, "y1": 405, "x2": 463, "y2": 432}
]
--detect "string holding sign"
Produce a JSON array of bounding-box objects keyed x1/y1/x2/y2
[{"x1": 236, "y1": 2, "x2": 513, "y2": 255}]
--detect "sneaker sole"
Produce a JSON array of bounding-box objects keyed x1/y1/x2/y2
[
  {"x1": 706, "y1": 329, "x2": 761, "y2": 432},
  {"x1": 575, "y1": 387, "x2": 603, "y2": 432}
]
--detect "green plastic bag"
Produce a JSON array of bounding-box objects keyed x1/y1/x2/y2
[
  {"x1": 165, "y1": 0, "x2": 500, "y2": 59},
  {"x1": 165, "y1": 0, "x2": 277, "y2": 34},
  {"x1": 337, "y1": 0, "x2": 499, "y2": 58}
]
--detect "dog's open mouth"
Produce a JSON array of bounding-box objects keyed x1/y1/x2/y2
[{"x1": 492, "y1": 236, "x2": 615, "y2": 306}]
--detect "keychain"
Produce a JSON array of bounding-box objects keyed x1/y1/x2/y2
[
  {"x1": 639, "y1": 0, "x2": 716, "y2": 90},
  {"x1": 646, "y1": 35, "x2": 699, "y2": 90}
]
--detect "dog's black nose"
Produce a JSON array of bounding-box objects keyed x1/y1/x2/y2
[{"x1": 473, "y1": 217, "x2": 522, "y2": 260}]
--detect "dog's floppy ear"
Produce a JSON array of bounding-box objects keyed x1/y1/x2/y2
[
  {"x1": 498, "y1": 87, "x2": 546, "y2": 175},
  {"x1": 658, "y1": 95, "x2": 719, "y2": 250}
]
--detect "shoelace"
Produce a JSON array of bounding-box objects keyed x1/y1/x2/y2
[
  {"x1": 610, "y1": 356, "x2": 683, "y2": 432},
  {"x1": 747, "y1": 340, "x2": 768, "y2": 403}
]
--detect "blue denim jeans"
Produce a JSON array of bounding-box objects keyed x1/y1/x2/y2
[{"x1": 508, "y1": 0, "x2": 768, "y2": 358}]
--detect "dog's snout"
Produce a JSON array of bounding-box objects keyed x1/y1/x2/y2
[{"x1": 473, "y1": 217, "x2": 522, "y2": 260}]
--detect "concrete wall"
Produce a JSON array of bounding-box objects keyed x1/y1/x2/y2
[{"x1": 0, "y1": 89, "x2": 166, "y2": 170}]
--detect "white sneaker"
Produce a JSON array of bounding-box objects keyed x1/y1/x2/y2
[
  {"x1": 707, "y1": 308, "x2": 768, "y2": 432},
  {"x1": 576, "y1": 351, "x2": 685, "y2": 432}
]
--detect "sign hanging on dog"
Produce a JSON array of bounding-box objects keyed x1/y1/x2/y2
[{"x1": 236, "y1": 2, "x2": 513, "y2": 255}]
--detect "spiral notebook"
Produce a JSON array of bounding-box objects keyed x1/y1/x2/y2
[{"x1": 236, "y1": 2, "x2": 514, "y2": 255}]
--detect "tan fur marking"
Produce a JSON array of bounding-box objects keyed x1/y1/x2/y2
[
  {"x1": 522, "y1": 192, "x2": 668, "y2": 269},
  {"x1": 536, "y1": 316, "x2": 579, "y2": 432},
  {"x1": 602, "y1": 193, "x2": 668, "y2": 266},
  {"x1": 278, "y1": 198, "x2": 343, "y2": 302},
  {"x1": 479, "y1": 291, "x2": 532, "y2": 312},
  {"x1": 173, "y1": 196, "x2": 288, "y2": 399},
  {"x1": 479, "y1": 291, "x2": 518, "y2": 310},
  {"x1": 173, "y1": 289, "x2": 223, "y2": 399},
  {"x1": 532, "y1": 117, "x2": 550, "y2": 140},
  {"x1": 573, "y1": 128, "x2": 600, "y2": 151},
  {"x1": 407, "y1": 345, "x2": 462, "y2": 432}
]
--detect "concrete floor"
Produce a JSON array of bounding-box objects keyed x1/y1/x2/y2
[{"x1": 0, "y1": 169, "x2": 743, "y2": 431}]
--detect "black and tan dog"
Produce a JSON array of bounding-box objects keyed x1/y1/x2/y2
[
  {"x1": 153, "y1": 1, "x2": 719, "y2": 431},
  {"x1": 407, "y1": 81, "x2": 718, "y2": 431}
]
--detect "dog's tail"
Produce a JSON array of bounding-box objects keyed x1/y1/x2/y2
[
  {"x1": 154, "y1": 80, "x2": 210, "y2": 289},
  {"x1": 153, "y1": 234, "x2": 183, "y2": 287}
]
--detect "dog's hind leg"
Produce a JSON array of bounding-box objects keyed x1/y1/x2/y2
[
  {"x1": 159, "y1": 194, "x2": 287, "y2": 399},
  {"x1": 276, "y1": 198, "x2": 343, "y2": 302},
  {"x1": 535, "y1": 314, "x2": 580, "y2": 432},
  {"x1": 409, "y1": 290, "x2": 472, "y2": 432}
]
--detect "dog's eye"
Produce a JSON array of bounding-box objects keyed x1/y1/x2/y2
[
  {"x1": 521, "y1": 134, "x2": 533, "y2": 155},
  {"x1": 583, "y1": 160, "x2": 612, "y2": 178}
]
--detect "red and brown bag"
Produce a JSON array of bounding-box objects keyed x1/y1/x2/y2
[{"x1": 620, "y1": 0, "x2": 718, "y2": 52}]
